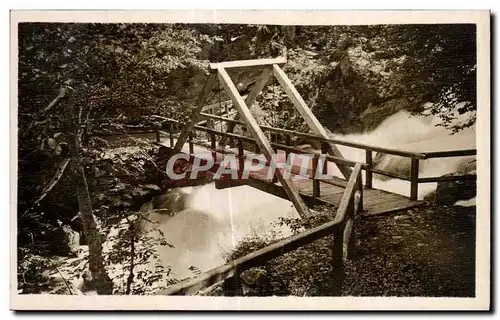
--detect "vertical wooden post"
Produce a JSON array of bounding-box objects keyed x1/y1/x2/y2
[
  {"x1": 321, "y1": 141, "x2": 329, "y2": 175},
  {"x1": 410, "y1": 157, "x2": 419, "y2": 201},
  {"x1": 285, "y1": 135, "x2": 291, "y2": 165},
  {"x1": 211, "y1": 132, "x2": 216, "y2": 162},
  {"x1": 365, "y1": 150, "x2": 373, "y2": 189},
  {"x1": 312, "y1": 155, "x2": 320, "y2": 198},
  {"x1": 188, "y1": 134, "x2": 194, "y2": 154},
  {"x1": 237, "y1": 139, "x2": 245, "y2": 179},
  {"x1": 356, "y1": 173, "x2": 363, "y2": 213},
  {"x1": 331, "y1": 227, "x2": 345, "y2": 296},
  {"x1": 155, "y1": 127, "x2": 160, "y2": 143},
  {"x1": 343, "y1": 198, "x2": 355, "y2": 262},
  {"x1": 222, "y1": 274, "x2": 242, "y2": 296},
  {"x1": 168, "y1": 123, "x2": 174, "y2": 148}
]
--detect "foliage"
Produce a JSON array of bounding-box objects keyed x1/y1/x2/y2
[
  {"x1": 340, "y1": 24, "x2": 477, "y2": 132},
  {"x1": 104, "y1": 213, "x2": 177, "y2": 295},
  {"x1": 225, "y1": 206, "x2": 340, "y2": 296}
]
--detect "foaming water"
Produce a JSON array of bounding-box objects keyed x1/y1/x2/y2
[
  {"x1": 327, "y1": 110, "x2": 476, "y2": 199},
  {"x1": 148, "y1": 183, "x2": 299, "y2": 279}
]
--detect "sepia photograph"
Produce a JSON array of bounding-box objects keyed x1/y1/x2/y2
[{"x1": 10, "y1": 10, "x2": 490, "y2": 310}]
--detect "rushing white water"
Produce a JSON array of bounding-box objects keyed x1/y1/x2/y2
[
  {"x1": 148, "y1": 184, "x2": 300, "y2": 279},
  {"x1": 327, "y1": 110, "x2": 476, "y2": 199},
  {"x1": 150, "y1": 110, "x2": 476, "y2": 279}
]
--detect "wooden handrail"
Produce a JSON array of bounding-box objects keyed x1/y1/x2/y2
[
  {"x1": 187, "y1": 113, "x2": 428, "y2": 159},
  {"x1": 423, "y1": 149, "x2": 477, "y2": 158},
  {"x1": 417, "y1": 174, "x2": 477, "y2": 183},
  {"x1": 159, "y1": 163, "x2": 363, "y2": 296},
  {"x1": 154, "y1": 116, "x2": 477, "y2": 200}
]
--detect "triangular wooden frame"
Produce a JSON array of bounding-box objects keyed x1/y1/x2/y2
[{"x1": 174, "y1": 57, "x2": 353, "y2": 219}]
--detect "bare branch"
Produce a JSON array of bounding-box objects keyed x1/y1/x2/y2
[
  {"x1": 21, "y1": 158, "x2": 71, "y2": 219},
  {"x1": 43, "y1": 86, "x2": 67, "y2": 113},
  {"x1": 54, "y1": 265, "x2": 73, "y2": 295}
]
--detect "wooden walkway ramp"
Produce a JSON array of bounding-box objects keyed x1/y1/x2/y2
[{"x1": 157, "y1": 137, "x2": 423, "y2": 216}]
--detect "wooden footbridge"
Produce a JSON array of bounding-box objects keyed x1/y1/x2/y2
[{"x1": 149, "y1": 57, "x2": 476, "y2": 296}]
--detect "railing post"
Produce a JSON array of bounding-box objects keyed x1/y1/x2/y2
[
  {"x1": 188, "y1": 134, "x2": 194, "y2": 154},
  {"x1": 168, "y1": 123, "x2": 174, "y2": 148},
  {"x1": 357, "y1": 173, "x2": 363, "y2": 213},
  {"x1": 321, "y1": 142, "x2": 329, "y2": 175},
  {"x1": 331, "y1": 227, "x2": 345, "y2": 296},
  {"x1": 222, "y1": 274, "x2": 242, "y2": 296},
  {"x1": 365, "y1": 150, "x2": 373, "y2": 189},
  {"x1": 410, "y1": 157, "x2": 419, "y2": 201},
  {"x1": 238, "y1": 139, "x2": 245, "y2": 179},
  {"x1": 211, "y1": 132, "x2": 217, "y2": 162},
  {"x1": 343, "y1": 198, "x2": 355, "y2": 262},
  {"x1": 312, "y1": 155, "x2": 320, "y2": 198},
  {"x1": 285, "y1": 135, "x2": 291, "y2": 165},
  {"x1": 155, "y1": 126, "x2": 160, "y2": 143}
]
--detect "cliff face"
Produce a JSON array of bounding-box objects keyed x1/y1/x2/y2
[{"x1": 313, "y1": 46, "x2": 422, "y2": 134}]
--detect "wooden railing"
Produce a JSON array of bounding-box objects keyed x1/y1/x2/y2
[
  {"x1": 159, "y1": 163, "x2": 363, "y2": 296},
  {"x1": 153, "y1": 115, "x2": 477, "y2": 201}
]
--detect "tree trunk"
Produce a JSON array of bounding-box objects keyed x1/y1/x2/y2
[
  {"x1": 72, "y1": 127, "x2": 113, "y2": 295},
  {"x1": 125, "y1": 224, "x2": 135, "y2": 295}
]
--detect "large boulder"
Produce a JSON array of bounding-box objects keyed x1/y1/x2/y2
[
  {"x1": 51, "y1": 225, "x2": 80, "y2": 257},
  {"x1": 372, "y1": 152, "x2": 411, "y2": 181},
  {"x1": 151, "y1": 189, "x2": 189, "y2": 216},
  {"x1": 239, "y1": 268, "x2": 272, "y2": 296},
  {"x1": 435, "y1": 160, "x2": 476, "y2": 205}
]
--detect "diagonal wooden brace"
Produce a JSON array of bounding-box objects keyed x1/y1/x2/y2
[
  {"x1": 174, "y1": 73, "x2": 218, "y2": 153},
  {"x1": 219, "y1": 67, "x2": 273, "y2": 147},
  {"x1": 217, "y1": 66, "x2": 311, "y2": 219},
  {"x1": 272, "y1": 64, "x2": 353, "y2": 180}
]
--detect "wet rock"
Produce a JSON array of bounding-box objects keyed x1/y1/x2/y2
[
  {"x1": 435, "y1": 160, "x2": 476, "y2": 206},
  {"x1": 151, "y1": 189, "x2": 189, "y2": 215}
]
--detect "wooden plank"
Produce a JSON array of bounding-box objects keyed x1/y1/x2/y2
[
  {"x1": 272, "y1": 64, "x2": 353, "y2": 180},
  {"x1": 209, "y1": 57, "x2": 287, "y2": 72},
  {"x1": 418, "y1": 174, "x2": 477, "y2": 183},
  {"x1": 364, "y1": 193, "x2": 407, "y2": 206},
  {"x1": 363, "y1": 188, "x2": 399, "y2": 200},
  {"x1": 424, "y1": 149, "x2": 477, "y2": 158},
  {"x1": 217, "y1": 66, "x2": 311, "y2": 219},
  {"x1": 174, "y1": 73, "x2": 217, "y2": 153},
  {"x1": 410, "y1": 158, "x2": 419, "y2": 201},
  {"x1": 318, "y1": 182, "x2": 345, "y2": 195},
  {"x1": 363, "y1": 199, "x2": 424, "y2": 216}
]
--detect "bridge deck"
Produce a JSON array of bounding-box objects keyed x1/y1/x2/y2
[
  {"x1": 222, "y1": 173, "x2": 423, "y2": 216},
  {"x1": 158, "y1": 139, "x2": 423, "y2": 216}
]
